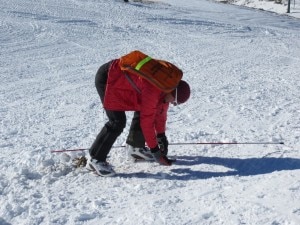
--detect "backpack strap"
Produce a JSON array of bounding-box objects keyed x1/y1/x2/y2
[
  {"x1": 135, "y1": 56, "x2": 152, "y2": 70},
  {"x1": 124, "y1": 73, "x2": 141, "y2": 94}
]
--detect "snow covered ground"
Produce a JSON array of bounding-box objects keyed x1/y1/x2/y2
[
  {"x1": 1, "y1": 0, "x2": 300, "y2": 224},
  {"x1": 220, "y1": 0, "x2": 300, "y2": 18}
]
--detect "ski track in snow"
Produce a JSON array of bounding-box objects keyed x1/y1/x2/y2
[{"x1": 1, "y1": 0, "x2": 300, "y2": 224}]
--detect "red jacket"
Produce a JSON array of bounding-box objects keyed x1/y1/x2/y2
[{"x1": 104, "y1": 59, "x2": 169, "y2": 148}]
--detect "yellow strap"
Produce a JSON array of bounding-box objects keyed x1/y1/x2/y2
[{"x1": 135, "y1": 56, "x2": 152, "y2": 70}]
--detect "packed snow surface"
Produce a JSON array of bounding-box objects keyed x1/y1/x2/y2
[{"x1": 1, "y1": 0, "x2": 300, "y2": 224}]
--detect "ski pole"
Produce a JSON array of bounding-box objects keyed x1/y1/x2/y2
[
  {"x1": 50, "y1": 141, "x2": 284, "y2": 153},
  {"x1": 50, "y1": 148, "x2": 88, "y2": 153},
  {"x1": 50, "y1": 145, "x2": 126, "y2": 153},
  {"x1": 169, "y1": 141, "x2": 284, "y2": 145}
]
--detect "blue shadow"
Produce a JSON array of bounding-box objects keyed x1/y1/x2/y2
[{"x1": 117, "y1": 154, "x2": 300, "y2": 180}]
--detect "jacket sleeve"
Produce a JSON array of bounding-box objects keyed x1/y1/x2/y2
[
  {"x1": 139, "y1": 82, "x2": 162, "y2": 149},
  {"x1": 155, "y1": 102, "x2": 169, "y2": 134}
]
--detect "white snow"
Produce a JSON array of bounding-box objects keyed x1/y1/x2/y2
[
  {"x1": 1, "y1": 0, "x2": 300, "y2": 224},
  {"x1": 225, "y1": 0, "x2": 300, "y2": 17}
]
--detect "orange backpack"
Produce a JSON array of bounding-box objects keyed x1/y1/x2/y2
[{"x1": 119, "y1": 50, "x2": 183, "y2": 93}]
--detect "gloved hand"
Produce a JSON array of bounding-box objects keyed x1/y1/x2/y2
[
  {"x1": 150, "y1": 145, "x2": 173, "y2": 166},
  {"x1": 157, "y1": 133, "x2": 168, "y2": 156}
]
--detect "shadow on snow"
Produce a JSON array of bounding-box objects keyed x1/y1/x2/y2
[{"x1": 117, "y1": 154, "x2": 300, "y2": 180}]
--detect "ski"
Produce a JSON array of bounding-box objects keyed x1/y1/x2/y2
[
  {"x1": 133, "y1": 156, "x2": 177, "y2": 163},
  {"x1": 123, "y1": 0, "x2": 159, "y2": 4}
]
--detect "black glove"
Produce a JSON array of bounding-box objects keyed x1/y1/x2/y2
[
  {"x1": 157, "y1": 133, "x2": 169, "y2": 156},
  {"x1": 150, "y1": 145, "x2": 172, "y2": 166}
]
